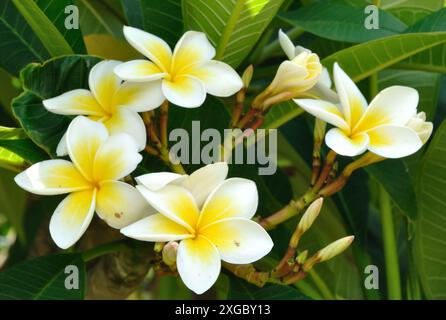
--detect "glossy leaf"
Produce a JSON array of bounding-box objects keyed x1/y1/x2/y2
[
  {"x1": 415, "y1": 120, "x2": 446, "y2": 299},
  {"x1": 322, "y1": 32, "x2": 446, "y2": 82},
  {"x1": 280, "y1": 0, "x2": 406, "y2": 43},
  {"x1": 11, "y1": 0, "x2": 74, "y2": 57},
  {"x1": 183, "y1": 0, "x2": 285, "y2": 67},
  {"x1": 0, "y1": 253, "x2": 85, "y2": 299},
  {"x1": 0, "y1": 0, "x2": 49, "y2": 75}
]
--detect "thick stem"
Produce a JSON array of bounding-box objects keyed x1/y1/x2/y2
[
  {"x1": 260, "y1": 190, "x2": 317, "y2": 230},
  {"x1": 159, "y1": 101, "x2": 169, "y2": 147},
  {"x1": 379, "y1": 187, "x2": 402, "y2": 300},
  {"x1": 312, "y1": 150, "x2": 337, "y2": 191}
]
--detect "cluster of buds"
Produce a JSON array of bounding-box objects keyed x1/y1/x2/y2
[{"x1": 271, "y1": 198, "x2": 354, "y2": 284}]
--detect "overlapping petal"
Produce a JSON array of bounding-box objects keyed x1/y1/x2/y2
[
  {"x1": 121, "y1": 213, "x2": 193, "y2": 242},
  {"x1": 114, "y1": 60, "x2": 166, "y2": 82},
  {"x1": 176, "y1": 236, "x2": 221, "y2": 294},
  {"x1": 43, "y1": 89, "x2": 104, "y2": 116},
  {"x1": 66, "y1": 117, "x2": 109, "y2": 181},
  {"x1": 49, "y1": 189, "x2": 96, "y2": 249},
  {"x1": 162, "y1": 75, "x2": 206, "y2": 108},
  {"x1": 136, "y1": 184, "x2": 200, "y2": 232},
  {"x1": 112, "y1": 80, "x2": 165, "y2": 111},
  {"x1": 123, "y1": 26, "x2": 172, "y2": 72},
  {"x1": 103, "y1": 108, "x2": 147, "y2": 151},
  {"x1": 89, "y1": 60, "x2": 122, "y2": 111},
  {"x1": 333, "y1": 63, "x2": 367, "y2": 128},
  {"x1": 93, "y1": 133, "x2": 142, "y2": 181},
  {"x1": 96, "y1": 181, "x2": 152, "y2": 229},
  {"x1": 14, "y1": 160, "x2": 91, "y2": 195},
  {"x1": 325, "y1": 128, "x2": 369, "y2": 157},
  {"x1": 200, "y1": 218, "x2": 273, "y2": 264},
  {"x1": 198, "y1": 178, "x2": 258, "y2": 228},
  {"x1": 294, "y1": 99, "x2": 349, "y2": 131}
]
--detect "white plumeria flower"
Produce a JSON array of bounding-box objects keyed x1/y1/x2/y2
[
  {"x1": 295, "y1": 63, "x2": 428, "y2": 158},
  {"x1": 276, "y1": 29, "x2": 337, "y2": 102},
  {"x1": 115, "y1": 26, "x2": 243, "y2": 108},
  {"x1": 121, "y1": 162, "x2": 273, "y2": 294},
  {"x1": 43, "y1": 60, "x2": 164, "y2": 155},
  {"x1": 14, "y1": 116, "x2": 153, "y2": 249}
]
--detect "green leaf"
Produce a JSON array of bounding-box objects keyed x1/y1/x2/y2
[
  {"x1": 12, "y1": 55, "x2": 102, "y2": 157},
  {"x1": 280, "y1": 0, "x2": 406, "y2": 43},
  {"x1": 365, "y1": 159, "x2": 418, "y2": 220},
  {"x1": 75, "y1": 0, "x2": 125, "y2": 38},
  {"x1": 122, "y1": 0, "x2": 183, "y2": 47},
  {"x1": 262, "y1": 101, "x2": 304, "y2": 129},
  {"x1": 0, "y1": 168, "x2": 27, "y2": 242},
  {"x1": 0, "y1": 0, "x2": 49, "y2": 75},
  {"x1": 415, "y1": 120, "x2": 446, "y2": 299},
  {"x1": 35, "y1": 0, "x2": 86, "y2": 54},
  {"x1": 183, "y1": 0, "x2": 285, "y2": 67},
  {"x1": 228, "y1": 276, "x2": 310, "y2": 299},
  {"x1": 322, "y1": 32, "x2": 446, "y2": 82},
  {"x1": 0, "y1": 253, "x2": 85, "y2": 299},
  {"x1": 397, "y1": 8, "x2": 446, "y2": 73},
  {"x1": 11, "y1": 0, "x2": 74, "y2": 57}
]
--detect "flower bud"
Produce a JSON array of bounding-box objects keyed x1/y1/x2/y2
[
  {"x1": 242, "y1": 65, "x2": 254, "y2": 88},
  {"x1": 406, "y1": 112, "x2": 433, "y2": 144},
  {"x1": 317, "y1": 235, "x2": 354, "y2": 263},
  {"x1": 296, "y1": 250, "x2": 308, "y2": 264},
  {"x1": 297, "y1": 198, "x2": 323, "y2": 234},
  {"x1": 162, "y1": 241, "x2": 179, "y2": 266}
]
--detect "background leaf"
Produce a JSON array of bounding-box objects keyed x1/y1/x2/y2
[
  {"x1": 0, "y1": 0, "x2": 50, "y2": 75},
  {"x1": 183, "y1": 0, "x2": 285, "y2": 67},
  {"x1": 280, "y1": 0, "x2": 406, "y2": 43},
  {"x1": 0, "y1": 253, "x2": 85, "y2": 299},
  {"x1": 415, "y1": 120, "x2": 446, "y2": 299}
]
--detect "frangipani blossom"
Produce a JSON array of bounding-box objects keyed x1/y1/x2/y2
[
  {"x1": 295, "y1": 63, "x2": 430, "y2": 158},
  {"x1": 43, "y1": 60, "x2": 164, "y2": 154},
  {"x1": 121, "y1": 163, "x2": 273, "y2": 294},
  {"x1": 15, "y1": 116, "x2": 152, "y2": 249},
  {"x1": 115, "y1": 26, "x2": 243, "y2": 108}
]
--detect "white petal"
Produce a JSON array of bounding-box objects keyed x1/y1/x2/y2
[
  {"x1": 93, "y1": 133, "x2": 142, "y2": 181},
  {"x1": 269, "y1": 60, "x2": 310, "y2": 94},
  {"x1": 354, "y1": 86, "x2": 419, "y2": 133},
  {"x1": 14, "y1": 159, "x2": 91, "y2": 195},
  {"x1": 162, "y1": 75, "x2": 206, "y2": 108},
  {"x1": 278, "y1": 29, "x2": 296, "y2": 60},
  {"x1": 66, "y1": 116, "x2": 109, "y2": 181},
  {"x1": 49, "y1": 189, "x2": 96, "y2": 249},
  {"x1": 121, "y1": 213, "x2": 193, "y2": 242},
  {"x1": 177, "y1": 236, "x2": 221, "y2": 294},
  {"x1": 123, "y1": 26, "x2": 172, "y2": 71},
  {"x1": 318, "y1": 67, "x2": 332, "y2": 88},
  {"x1": 56, "y1": 132, "x2": 68, "y2": 157},
  {"x1": 325, "y1": 128, "x2": 369, "y2": 157},
  {"x1": 181, "y1": 162, "x2": 228, "y2": 208},
  {"x1": 190, "y1": 61, "x2": 242, "y2": 97},
  {"x1": 103, "y1": 108, "x2": 147, "y2": 151},
  {"x1": 367, "y1": 125, "x2": 423, "y2": 158},
  {"x1": 89, "y1": 60, "x2": 122, "y2": 111},
  {"x1": 198, "y1": 178, "x2": 258, "y2": 228},
  {"x1": 43, "y1": 89, "x2": 104, "y2": 116},
  {"x1": 96, "y1": 181, "x2": 153, "y2": 229},
  {"x1": 201, "y1": 217, "x2": 273, "y2": 264},
  {"x1": 333, "y1": 63, "x2": 367, "y2": 127},
  {"x1": 114, "y1": 60, "x2": 166, "y2": 82},
  {"x1": 135, "y1": 172, "x2": 185, "y2": 191},
  {"x1": 113, "y1": 80, "x2": 165, "y2": 111},
  {"x1": 136, "y1": 184, "x2": 200, "y2": 232},
  {"x1": 172, "y1": 31, "x2": 215, "y2": 73},
  {"x1": 294, "y1": 99, "x2": 349, "y2": 131}
]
